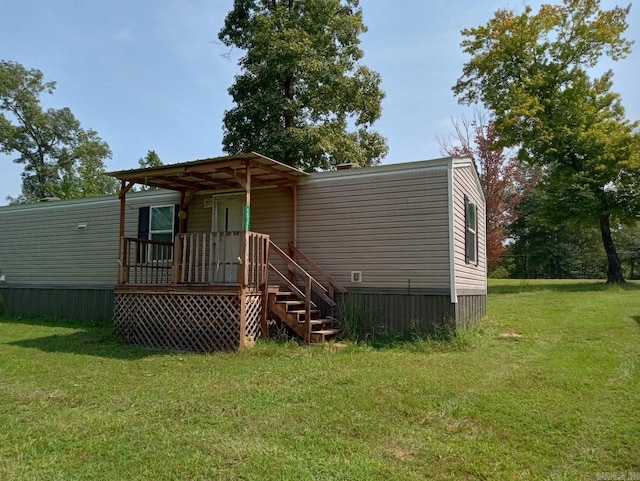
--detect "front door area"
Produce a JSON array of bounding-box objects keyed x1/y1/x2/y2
[{"x1": 213, "y1": 195, "x2": 244, "y2": 283}]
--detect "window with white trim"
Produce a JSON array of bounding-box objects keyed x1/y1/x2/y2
[
  {"x1": 465, "y1": 196, "x2": 478, "y2": 265},
  {"x1": 149, "y1": 205, "x2": 174, "y2": 261},
  {"x1": 149, "y1": 205, "x2": 174, "y2": 243}
]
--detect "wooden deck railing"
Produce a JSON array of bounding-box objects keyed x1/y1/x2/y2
[
  {"x1": 119, "y1": 232, "x2": 270, "y2": 288},
  {"x1": 174, "y1": 231, "x2": 269, "y2": 287},
  {"x1": 119, "y1": 237, "x2": 174, "y2": 285}
]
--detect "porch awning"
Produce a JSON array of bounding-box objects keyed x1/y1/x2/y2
[{"x1": 108, "y1": 152, "x2": 308, "y2": 192}]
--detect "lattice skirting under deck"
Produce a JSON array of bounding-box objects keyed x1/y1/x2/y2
[{"x1": 113, "y1": 291, "x2": 263, "y2": 352}]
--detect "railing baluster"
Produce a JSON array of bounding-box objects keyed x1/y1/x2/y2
[
  {"x1": 182, "y1": 234, "x2": 188, "y2": 282},
  {"x1": 117, "y1": 237, "x2": 174, "y2": 286},
  {"x1": 200, "y1": 233, "x2": 206, "y2": 283}
]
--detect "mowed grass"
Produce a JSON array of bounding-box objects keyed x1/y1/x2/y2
[{"x1": 0, "y1": 280, "x2": 639, "y2": 480}]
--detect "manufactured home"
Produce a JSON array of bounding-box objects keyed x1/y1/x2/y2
[{"x1": 0, "y1": 153, "x2": 486, "y2": 351}]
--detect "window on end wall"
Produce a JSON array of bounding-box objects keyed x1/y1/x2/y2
[{"x1": 465, "y1": 195, "x2": 478, "y2": 265}]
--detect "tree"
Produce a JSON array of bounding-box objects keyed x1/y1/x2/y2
[
  {"x1": 218, "y1": 0, "x2": 388, "y2": 171},
  {"x1": 438, "y1": 113, "x2": 539, "y2": 272},
  {"x1": 612, "y1": 223, "x2": 640, "y2": 279},
  {"x1": 0, "y1": 60, "x2": 116, "y2": 203},
  {"x1": 136, "y1": 150, "x2": 163, "y2": 191},
  {"x1": 506, "y1": 187, "x2": 607, "y2": 279},
  {"x1": 453, "y1": 0, "x2": 640, "y2": 283}
]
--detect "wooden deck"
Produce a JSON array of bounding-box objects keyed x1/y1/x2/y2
[
  {"x1": 114, "y1": 284, "x2": 262, "y2": 352},
  {"x1": 110, "y1": 154, "x2": 334, "y2": 351},
  {"x1": 114, "y1": 232, "x2": 268, "y2": 352},
  {"x1": 113, "y1": 232, "x2": 344, "y2": 352}
]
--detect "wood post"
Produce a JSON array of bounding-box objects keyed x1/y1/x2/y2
[
  {"x1": 304, "y1": 277, "x2": 312, "y2": 345},
  {"x1": 239, "y1": 287, "x2": 247, "y2": 347},
  {"x1": 119, "y1": 237, "x2": 130, "y2": 284},
  {"x1": 172, "y1": 234, "x2": 183, "y2": 284},
  {"x1": 260, "y1": 237, "x2": 270, "y2": 338}
]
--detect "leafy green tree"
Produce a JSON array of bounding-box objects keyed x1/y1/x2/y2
[
  {"x1": 506, "y1": 188, "x2": 607, "y2": 279},
  {"x1": 613, "y1": 223, "x2": 640, "y2": 279},
  {"x1": 136, "y1": 150, "x2": 163, "y2": 191},
  {"x1": 453, "y1": 0, "x2": 640, "y2": 283},
  {"x1": 218, "y1": 0, "x2": 388, "y2": 170},
  {"x1": 0, "y1": 60, "x2": 116, "y2": 203}
]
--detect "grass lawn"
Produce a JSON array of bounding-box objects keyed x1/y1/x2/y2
[{"x1": 1, "y1": 279, "x2": 639, "y2": 480}]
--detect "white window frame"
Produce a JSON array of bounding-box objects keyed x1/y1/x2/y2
[
  {"x1": 149, "y1": 204, "x2": 175, "y2": 261},
  {"x1": 465, "y1": 196, "x2": 478, "y2": 265}
]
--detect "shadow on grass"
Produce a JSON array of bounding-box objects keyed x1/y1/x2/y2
[
  {"x1": 632, "y1": 316, "x2": 640, "y2": 328},
  {"x1": 488, "y1": 280, "x2": 640, "y2": 295},
  {"x1": 0, "y1": 315, "x2": 108, "y2": 329},
  {"x1": 1, "y1": 316, "x2": 160, "y2": 360}
]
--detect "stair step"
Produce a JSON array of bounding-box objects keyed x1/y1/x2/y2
[
  {"x1": 311, "y1": 329, "x2": 342, "y2": 336},
  {"x1": 278, "y1": 300, "x2": 305, "y2": 306},
  {"x1": 301, "y1": 319, "x2": 330, "y2": 326},
  {"x1": 289, "y1": 309, "x2": 320, "y2": 316},
  {"x1": 274, "y1": 291, "x2": 296, "y2": 298}
]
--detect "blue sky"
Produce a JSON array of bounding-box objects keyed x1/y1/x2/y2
[{"x1": 1, "y1": 0, "x2": 638, "y2": 204}]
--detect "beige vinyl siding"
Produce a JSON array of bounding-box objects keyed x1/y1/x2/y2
[
  {"x1": 0, "y1": 190, "x2": 178, "y2": 286},
  {"x1": 183, "y1": 188, "x2": 293, "y2": 242},
  {"x1": 296, "y1": 165, "x2": 451, "y2": 289},
  {"x1": 452, "y1": 163, "x2": 487, "y2": 292},
  {"x1": 251, "y1": 188, "x2": 293, "y2": 249},
  {"x1": 184, "y1": 189, "x2": 293, "y2": 240},
  {"x1": 186, "y1": 194, "x2": 213, "y2": 232},
  {"x1": 250, "y1": 187, "x2": 293, "y2": 275}
]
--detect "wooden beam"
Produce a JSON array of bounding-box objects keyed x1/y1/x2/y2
[
  {"x1": 215, "y1": 166, "x2": 247, "y2": 190},
  {"x1": 118, "y1": 180, "x2": 135, "y2": 199},
  {"x1": 245, "y1": 159, "x2": 251, "y2": 230},
  {"x1": 113, "y1": 157, "x2": 262, "y2": 181},
  {"x1": 118, "y1": 180, "x2": 130, "y2": 285},
  {"x1": 184, "y1": 171, "x2": 238, "y2": 189},
  {"x1": 151, "y1": 175, "x2": 204, "y2": 191},
  {"x1": 288, "y1": 182, "x2": 298, "y2": 286},
  {"x1": 292, "y1": 182, "x2": 298, "y2": 248},
  {"x1": 179, "y1": 191, "x2": 186, "y2": 234},
  {"x1": 182, "y1": 189, "x2": 198, "y2": 209},
  {"x1": 249, "y1": 159, "x2": 300, "y2": 182},
  {"x1": 119, "y1": 180, "x2": 128, "y2": 238}
]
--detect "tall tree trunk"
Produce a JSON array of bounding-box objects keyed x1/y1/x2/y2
[
  {"x1": 282, "y1": 76, "x2": 294, "y2": 166},
  {"x1": 599, "y1": 213, "x2": 626, "y2": 283}
]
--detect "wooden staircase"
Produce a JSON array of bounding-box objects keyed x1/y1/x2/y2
[
  {"x1": 267, "y1": 288, "x2": 341, "y2": 343},
  {"x1": 265, "y1": 242, "x2": 347, "y2": 344}
]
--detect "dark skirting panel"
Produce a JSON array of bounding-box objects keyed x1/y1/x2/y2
[
  {"x1": 0, "y1": 285, "x2": 114, "y2": 322},
  {"x1": 335, "y1": 289, "x2": 486, "y2": 337},
  {"x1": 455, "y1": 294, "x2": 487, "y2": 329}
]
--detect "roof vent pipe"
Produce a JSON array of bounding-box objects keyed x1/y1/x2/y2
[{"x1": 336, "y1": 163, "x2": 361, "y2": 170}]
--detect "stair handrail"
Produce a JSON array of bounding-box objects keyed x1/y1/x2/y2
[
  {"x1": 269, "y1": 241, "x2": 333, "y2": 304},
  {"x1": 288, "y1": 242, "x2": 347, "y2": 294},
  {"x1": 269, "y1": 240, "x2": 337, "y2": 344}
]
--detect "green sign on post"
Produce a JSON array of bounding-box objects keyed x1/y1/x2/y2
[{"x1": 244, "y1": 205, "x2": 251, "y2": 231}]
